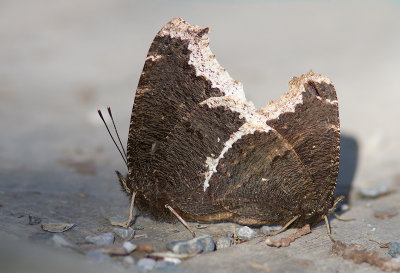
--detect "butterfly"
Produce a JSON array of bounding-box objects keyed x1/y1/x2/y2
[{"x1": 100, "y1": 18, "x2": 341, "y2": 233}]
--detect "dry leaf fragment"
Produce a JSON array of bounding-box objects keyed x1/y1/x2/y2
[
  {"x1": 41, "y1": 223, "x2": 75, "y2": 233},
  {"x1": 332, "y1": 240, "x2": 400, "y2": 271},
  {"x1": 265, "y1": 224, "x2": 311, "y2": 247},
  {"x1": 374, "y1": 209, "x2": 398, "y2": 220}
]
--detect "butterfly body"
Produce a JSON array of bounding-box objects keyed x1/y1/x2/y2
[{"x1": 120, "y1": 18, "x2": 340, "y2": 227}]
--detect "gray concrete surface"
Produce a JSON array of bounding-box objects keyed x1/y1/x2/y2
[{"x1": 1, "y1": 0, "x2": 400, "y2": 272}]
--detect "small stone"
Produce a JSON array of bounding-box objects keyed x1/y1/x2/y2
[
  {"x1": 86, "y1": 250, "x2": 113, "y2": 262},
  {"x1": 340, "y1": 204, "x2": 350, "y2": 212},
  {"x1": 122, "y1": 241, "x2": 137, "y2": 253},
  {"x1": 28, "y1": 215, "x2": 42, "y2": 225},
  {"x1": 97, "y1": 242, "x2": 136, "y2": 255},
  {"x1": 113, "y1": 227, "x2": 135, "y2": 239},
  {"x1": 260, "y1": 225, "x2": 283, "y2": 236},
  {"x1": 392, "y1": 256, "x2": 400, "y2": 264},
  {"x1": 85, "y1": 232, "x2": 115, "y2": 246},
  {"x1": 108, "y1": 215, "x2": 128, "y2": 227},
  {"x1": 216, "y1": 236, "x2": 232, "y2": 249},
  {"x1": 389, "y1": 242, "x2": 400, "y2": 257},
  {"x1": 161, "y1": 258, "x2": 181, "y2": 265},
  {"x1": 122, "y1": 256, "x2": 135, "y2": 268},
  {"x1": 166, "y1": 235, "x2": 215, "y2": 254},
  {"x1": 41, "y1": 223, "x2": 75, "y2": 233},
  {"x1": 131, "y1": 225, "x2": 144, "y2": 230},
  {"x1": 29, "y1": 232, "x2": 53, "y2": 243},
  {"x1": 153, "y1": 264, "x2": 187, "y2": 273},
  {"x1": 357, "y1": 185, "x2": 391, "y2": 199},
  {"x1": 236, "y1": 226, "x2": 257, "y2": 241},
  {"x1": 137, "y1": 258, "x2": 156, "y2": 272},
  {"x1": 51, "y1": 234, "x2": 75, "y2": 248}
]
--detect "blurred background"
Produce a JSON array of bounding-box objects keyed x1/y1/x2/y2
[{"x1": 1, "y1": 0, "x2": 399, "y2": 272}]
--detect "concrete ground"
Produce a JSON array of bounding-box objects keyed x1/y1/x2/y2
[{"x1": 1, "y1": 0, "x2": 400, "y2": 272}]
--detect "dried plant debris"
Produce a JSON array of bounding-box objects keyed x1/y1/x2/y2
[
  {"x1": 249, "y1": 263, "x2": 271, "y2": 272},
  {"x1": 265, "y1": 225, "x2": 311, "y2": 247},
  {"x1": 136, "y1": 245, "x2": 153, "y2": 253},
  {"x1": 148, "y1": 251, "x2": 196, "y2": 260},
  {"x1": 374, "y1": 209, "x2": 398, "y2": 220},
  {"x1": 41, "y1": 223, "x2": 75, "y2": 233},
  {"x1": 332, "y1": 240, "x2": 400, "y2": 271}
]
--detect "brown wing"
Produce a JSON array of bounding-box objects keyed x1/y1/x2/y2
[
  {"x1": 126, "y1": 18, "x2": 340, "y2": 226},
  {"x1": 207, "y1": 72, "x2": 340, "y2": 227},
  {"x1": 126, "y1": 18, "x2": 246, "y2": 219}
]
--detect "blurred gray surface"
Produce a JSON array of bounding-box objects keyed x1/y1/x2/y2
[{"x1": 1, "y1": 0, "x2": 400, "y2": 272}]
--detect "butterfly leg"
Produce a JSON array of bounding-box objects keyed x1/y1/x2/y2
[
  {"x1": 324, "y1": 215, "x2": 335, "y2": 242},
  {"x1": 124, "y1": 192, "x2": 136, "y2": 228},
  {"x1": 333, "y1": 213, "x2": 355, "y2": 222},
  {"x1": 328, "y1": 196, "x2": 355, "y2": 221},
  {"x1": 267, "y1": 215, "x2": 300, "y2": 236},
  {"x1": 165, "y1": 204, "x2": 196, "y2": 238}
]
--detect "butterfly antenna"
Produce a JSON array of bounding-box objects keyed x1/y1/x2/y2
[
  {"x1": 97, "y1": 108, "x2": 128, "y2": 167},
  {"x1": 107, "y1": 106, "x2": 128, "y2": 160}
]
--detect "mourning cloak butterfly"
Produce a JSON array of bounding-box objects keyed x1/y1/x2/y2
[{"x1": 116, "y1": 18, "x2": 341, "y2": 228}]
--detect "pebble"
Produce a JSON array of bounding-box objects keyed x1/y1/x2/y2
[
  {"x1": 153, "y1": 264, "x2": 188, "y2": 273},
  {"x1": 166, "y1": 235, "x2": 215, "y2": 254},
  {"x1": 85, "y1": 232, "x2": 115, "y2": 246},
  {"x1": 122, "y1": 256, "x2": 135, "y2": 268},
  {"x1": 137, "y1": 258, "x2": 156, "y2": 272},
  {"x1": 86, "y1": 250, "x2": 113, "y2": 262},
  {"x1": 113, "y1": 227, "x2": 134, "y2": 239},
  {"x1": 131, "y1": 225, "x2": 144, "y2": 230},
  {"x1": 357, "y1": 184, "x2": 390, "y2": 198},
  {"x1": 389, "y1": 242, "x2": 400, "y2": 257},
  {"x1": 340, "y1": 204, "x2": 350, "y2": 212},
  {"x1": 28, "y1": 215, "x2": 42, "y2": 225},
  {"x1": 108, "y1": 215, "x2": 126, "y2": 224},
  {"x1": 216, "y1": 236, "x2": 233, "y2": 249},
  {"x1": 236, "y1": 226, "x2": 257, "y2": 241},
  {"x1": 260, "y1": 225, "x2": 282, "y2": 236},
  {"x1": 122, "y1": 241, "x2": 137, "y2": 253},
  {"x1": 51, "y1": 234, "x2": 75, "y2": 248},
  {"x1": 29, "y1": 232, "x2": 53, "y2": 243}
]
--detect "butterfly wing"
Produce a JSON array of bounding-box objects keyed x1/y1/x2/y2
[
  {"x1": 126, "y1": 18, "x2": 340, "y2": 226},
  {"x1": 126, "y1": 18, "x2": 245, "y2": 219}
]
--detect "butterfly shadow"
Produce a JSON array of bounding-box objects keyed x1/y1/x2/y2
[{"x1": 335, "y1": 134, "x2": 359, "y2": 206}]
